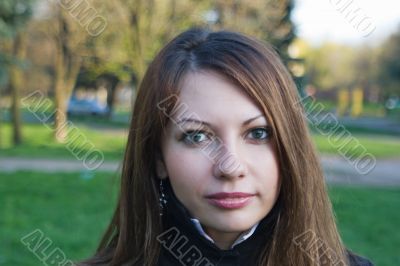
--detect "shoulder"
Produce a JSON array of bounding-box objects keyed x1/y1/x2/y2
[{"x1": 347, "y1": 250, "x2": 374, "y2": 266}]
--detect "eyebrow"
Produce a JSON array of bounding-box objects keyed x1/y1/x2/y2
[{"x1": 176, "y1": 114, "x2": 265, "y2": 127}]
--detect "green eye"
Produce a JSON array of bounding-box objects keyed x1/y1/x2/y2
[
  {"x1": 249, "y1": 127, "x2": 271, "y2": 140},
  {"x1": 182, "y1": 131, "x2": 209, "y2": 144}
]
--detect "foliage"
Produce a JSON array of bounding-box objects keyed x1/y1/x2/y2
[
  {"x1": 301, "y1": 25, "x2": 400, "y2": 101},
  {"x1": 0, "y1": 0, "x2": 34, "y2": 86},
  {"x1": 211, "y1": 0, "x2": 296, "y2": 60},
  {"x1": 303, "y1": 42, "x2": 357, "y2": 91},
  {"x1": 377, "y1": 27, "x2": 400, "y2": 98},
  {"x1": 0, "y1": 0, "x2": 33, "y2": 37}
]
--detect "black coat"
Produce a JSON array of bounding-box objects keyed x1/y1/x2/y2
[{"x1": 157, "y1": 181, "x2": 373, "y2": 266}]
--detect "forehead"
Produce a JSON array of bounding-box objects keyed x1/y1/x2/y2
[{"x1": 174, "y1": 71, "x2": 263, "y2": 121}]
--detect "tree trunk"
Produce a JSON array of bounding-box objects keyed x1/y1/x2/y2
[
  {"x1": 54, "y1": 45, "x2": 67, "y2": 143},
  {"x1": 54, "y1": 55, "x2": 81, "y2": 143},
  {"x1": 53, "y1": 12, "x2": 81, "y2": 143},
  {"x1": 9, "y1": 32, "x2": 27, "y2": 146}
]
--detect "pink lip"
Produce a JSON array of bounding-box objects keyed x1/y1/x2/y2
[{"x1": 205, "y1": 192, "x2": 256, "y2": 210}]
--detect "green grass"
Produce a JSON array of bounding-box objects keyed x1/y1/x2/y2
[
  {"x1": 313, "y1": 133, "x2": 400, "y2": 158},
  {"x1": 0, "y1": 171, "x2": 399, "y2": 265},
  {"x1": 0, "y1": 123, "x2": 127, "y2": 161},
  {"x1": 329, "y1": 185, "x2": 400, "y2": 266},
  {"x1": 0, "y1": 171, "x2": 119, "y2": 266}
]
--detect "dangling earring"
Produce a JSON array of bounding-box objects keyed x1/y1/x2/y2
[{"x1": 159, "y1": 179, "x2": 167, "y2": 216}]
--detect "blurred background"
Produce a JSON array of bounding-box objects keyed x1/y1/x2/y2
[{"x1": 0, "y1": 0, "x2": 399, "y2": 265}]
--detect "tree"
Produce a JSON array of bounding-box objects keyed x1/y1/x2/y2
[
  {"x1": 304, "y1": 43, "x2": 357, "y2": 91},
  {"x1": 39, "y1": 1, "x2": 97, "y2": 142},
  {"x1": 210, "y1": 0, "x2": 300, "y2": 90},
  {"x1": 352, "y1": 45, "x2": 381, "y2": 102},
  {"x1": 377, "y1": 26, "x2": 400, "y2": 99},
  {"x1": 107, "y1": 0, "x2": 298, "y2": 95},
  {"x1": 110, "y1": 0, "x2": 211, "y2": 83},
  {"x1": 211, "y1": 0, "x2": 296, "y2": 61},
  {"x1": 52, "y1": 10, "x2": 82, "y2": 142},
  {"x1": 9, "y1": 31, "x2": 28, "y2": 145},
  {"x1": 80, "y1": 0, "x2": 211, "y2": 113},
  {"x1": 0, "y1": 0, "x2": 35, "y2": 146}
]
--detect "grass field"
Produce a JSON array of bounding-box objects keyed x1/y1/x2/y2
[
  {"x1": 313, "y1": 133, "x2": 400, "y2": 158},
  {"x1": 0, "y1": 171, "x2": 399, "y2": 266},
  {"x1": 1, "y1": 122, "x2": 399, "y2": 159},
  {"x1": 0, "y1": 123, "x2": 126, "y2": 161},
  {"x1": 0, "y1": 171, "x2": 118, "y2": 266},
  {"x1": 329, "y1": 185, "x2": 400, "y2": 266}
]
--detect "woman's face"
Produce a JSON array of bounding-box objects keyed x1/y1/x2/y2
[{"x1": 158, "y1": 71, "x2": 280, "y2": 247}]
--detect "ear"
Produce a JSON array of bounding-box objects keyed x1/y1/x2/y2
[{"x1": 156, "y1": 154, "x2": 168, "y2": 179}]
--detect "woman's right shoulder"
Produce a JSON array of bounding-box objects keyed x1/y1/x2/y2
[{"x1": 347, "y1": 250, "x2": 374, "y2": 266}]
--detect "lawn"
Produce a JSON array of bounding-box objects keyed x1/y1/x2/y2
[
  {"x1": 329, "y1": 185, "x2": 400, "y2": 266},
  {"x1": 313, "y1": 133, "x2": 400, "y2": 158},
  {"x1": 0, "y1": 123, "x2": 127, "y2": 161},
  {"x1": 0, "y1": 171, "x2": 119, "y2": 266},
  {"x1": 1, "y1": 122, "x2": 400, "y2": 160},
  {"x1": 0, "y1": 171, "x2": 399, "y2": 266}
]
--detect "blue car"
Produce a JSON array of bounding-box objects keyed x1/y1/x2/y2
[{"x1": 67, "y1": 97, "x2": 109, "y2": 116}]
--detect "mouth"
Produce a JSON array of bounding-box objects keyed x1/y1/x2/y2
[{"x1": 205, "y1": 192, "x2": 256, "y2": 210}]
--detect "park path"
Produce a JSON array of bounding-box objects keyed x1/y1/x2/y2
[
  {"x1": 0, "y1": 155, "x2": 399, "y2": 186},
  {"x1": 321, "y1": 155, "x2": 400, "y2": 186}
]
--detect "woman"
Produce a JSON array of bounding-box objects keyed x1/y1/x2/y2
[{"x1": 82, "y1": 28, "x2": 373, "y2": 265}]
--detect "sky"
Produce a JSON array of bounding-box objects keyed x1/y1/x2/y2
[{"x1": 292, "y1": 0, "x2": 400, "y2": 45}]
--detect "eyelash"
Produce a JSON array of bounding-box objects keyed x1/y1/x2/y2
[{"x1": 180, "y1": 127, "x2": 273, "y2": 146}]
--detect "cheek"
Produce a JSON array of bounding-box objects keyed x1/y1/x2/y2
[
  {"x1": 163, "y1": 145, "x2": 211, "y2": 193},
  {"x1": 247, "y1": 144, "x2": 278, "y2": 170},
  {"x1": 248, "y1": 145, "x2": 280, "y2": 193}
]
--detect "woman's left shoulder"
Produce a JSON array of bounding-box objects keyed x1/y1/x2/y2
[{"x1": 347, "y1": 250, "x2": 374, "y2": 266}]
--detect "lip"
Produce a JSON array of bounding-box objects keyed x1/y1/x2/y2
[{"x1": 205, "y1": 192, "x2": 256, "y2": 210}]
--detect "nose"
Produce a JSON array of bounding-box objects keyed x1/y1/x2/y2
[{"x1": 212, "y1": 148, "x2": 248, "y2": 179}]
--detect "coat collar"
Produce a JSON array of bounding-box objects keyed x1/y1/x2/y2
[{"x1": 189, "y1": 217, "x2": 260, "y2": 248}]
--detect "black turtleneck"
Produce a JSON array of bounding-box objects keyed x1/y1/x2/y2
[{"x1": 156, "y1": 180, "x2": 373, "y2": 266}]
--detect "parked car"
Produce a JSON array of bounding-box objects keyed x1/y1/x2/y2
[
  {"x1": 67, "y1": 97, "x2": 109, "y2": 116},
  {"x1": 385, "y1": 97, "x2": 400, "y2": 110}
]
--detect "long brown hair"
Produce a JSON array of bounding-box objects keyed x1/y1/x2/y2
[{"x1": 82, "y1": 28, "x2": 348, "y2": 266}]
